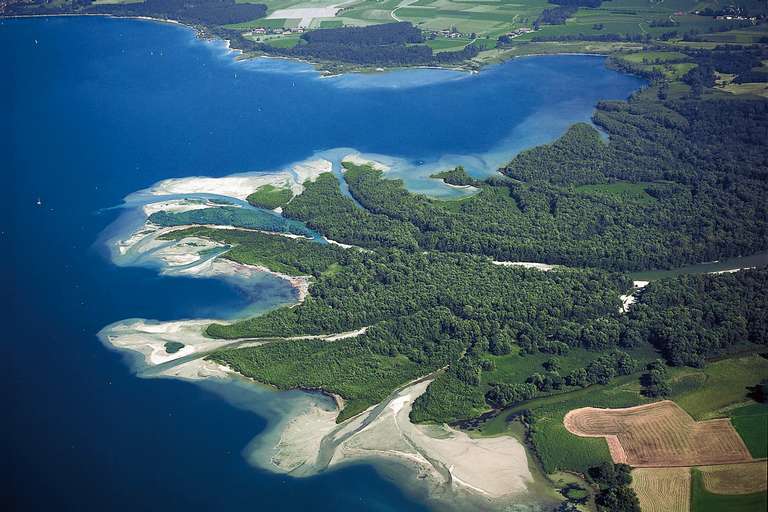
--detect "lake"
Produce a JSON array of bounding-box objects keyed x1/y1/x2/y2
[{"x1": 3, "y1": 15, "x2": 643, "y2": 511}]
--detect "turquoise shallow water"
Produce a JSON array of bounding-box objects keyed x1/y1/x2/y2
[{"x1": 3, "y1": 15, "x2": 643, "y2": 511}]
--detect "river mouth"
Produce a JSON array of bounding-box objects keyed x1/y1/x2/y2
[{"x1": 6, "y1": 15, "x2": 646, "y2": 512}]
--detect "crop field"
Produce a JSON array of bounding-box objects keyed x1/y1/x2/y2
[
  {"x1": 341, "y1": 0, "x2": 551, "y2": 37},
  {"x1": 564, "y1": 401, "x2": 753, "y2": 467},
  {"x1": 729, "y1": 402, "x2": 768, "y2": 458},
  {"x1": 692, "y1": 468, "x2": 768, "y2": 512},
  {"x1": 631, "y1": 467, "x2": 690, "y2": 512},
  {"x1": 699, "y1": 461, "x2": 768, "y2": 495}
]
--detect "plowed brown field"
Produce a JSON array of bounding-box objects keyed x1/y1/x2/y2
[{"x1": 563, "y1": 401, "x2": 752, "y2": 467}]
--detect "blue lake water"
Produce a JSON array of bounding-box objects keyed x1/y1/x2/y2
[{"x1": 3, "y1": 15, "x2": 643, "y2": 511}]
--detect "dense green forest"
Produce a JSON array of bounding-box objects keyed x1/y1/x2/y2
[
  {"x1": 191, "y1": 211, "x2": 767, "y2": 421},
  {"x1": 189, "y1": 72, "x2": 768, "y2": 423},
  {"x1": 278, "y1": 94, "x2": 768, "y2": 272},
  {"x1": 624, "y1": 269, "x2": 768, "y2": 367},
  {"x1": 253, "y1": 22, "x2": 480, "y2": 67}
]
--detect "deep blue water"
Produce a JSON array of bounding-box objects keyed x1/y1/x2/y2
[{"x1": 3, "y1": 16, "x2": 643, "y2": 511}]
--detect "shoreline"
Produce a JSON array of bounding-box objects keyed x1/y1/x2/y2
[
  {"x1": 98, "y1": 182, "x2": 544, "y2": 506},
  {"x1": 1, "y1": 12, "x2": 617, "y2": 77}
]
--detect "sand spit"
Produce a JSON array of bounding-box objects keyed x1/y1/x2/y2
[
  {"x1": 100, "y1": 318, "x2": 225, "y2": 367},
  {"x1": 256, "y1": 378, "x2": 534, "y2": 501},
  {"x1": 158, "y1": 357, "x2": 237, "y2": 381},
  {"x1": 341, "y1": 153, "x2": 391, "y2": 172},
  {"x1": 130, "y1": 159, "x2": 331, "y2": 201}
]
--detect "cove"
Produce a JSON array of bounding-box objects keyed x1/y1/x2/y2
[{"x1": 4, "y1": 15, "x2": 643, "y2": 511}]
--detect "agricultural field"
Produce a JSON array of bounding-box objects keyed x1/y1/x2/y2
[
  {"x1": 729, "y1": 402, "x2": 768, "y2": 458},
  {"x1": 564, "y1": 401, "x2": 753, "y2": 467},
  {"x1": 692, "y1": 468, "x2": 768, "y2": 512},
  {"x1": 476, "y1": 352, "x2": 768, "y2": 476},
  {"x1": 515, "y1": 0, "x2": 767, "y2": 41},
  {"x1": 631, "y1": 467, "x2": 690, "y2": 512},
  {"x1": 699, "y1": 461, "x2": 768, "y2": 495}
]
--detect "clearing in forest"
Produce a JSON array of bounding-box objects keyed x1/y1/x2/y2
[
  {"x1": 631, "y1": 467, "x2": 690, "y2": 512},
  {"x1": 563, "y1": 400, "x2": 752, "y2": 467}
]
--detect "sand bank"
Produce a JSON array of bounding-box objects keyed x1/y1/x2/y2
[
  {"x1": 254, "y1": 377, "x2": 534, "y2": 501},
  {"x1": 99, "y1": 318, "x2": 224, "y2": 367},
  {"x1": 130, "y1": 159, "x2": 330, "y2": 201},
  {"x1": 341, "y1": 153, "x2": 391, "y2": 172}
]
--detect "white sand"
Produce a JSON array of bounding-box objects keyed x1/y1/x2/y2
[
  {"x1": 492, "y1": 261, "x2": 557, "y2": 271},
  {"x1": 142, "y1": 198, "x2": 223, "y2": 216},
  {"x1": 158, "y1": 358, "x2": 235, "y2": 381},
  {"x1": 137, "y1": 159, "x2": 331, "y2": 201},
  {"x1": 289, "y1": 159, "x2": 332, "y2": 195},
  {"x1": 145, "y1": 173, "x2": 288, "y2": 200},
  {"x1": 99, "y1": 319, "x2": 226, "y2": 367},
  {"x1": 258, "y1": 377, "x2": 533, "y2": 499},
  {"x1": 341, "y1": 153, "x2": 391, "y2": 172}
]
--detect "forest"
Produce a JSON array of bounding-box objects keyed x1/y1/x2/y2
[
  {"x1": 273, "y1": 92, "x2": 768, "y2": 273},
  {"x1": 256, "y1": 22, "x2": 479, "y2": 67},
  {"x1": 187, "y1": 58, "x2": 768, "y2": 426},
  {"x1": 191, "y1": 210, "x2": 767, "y2": 422}
]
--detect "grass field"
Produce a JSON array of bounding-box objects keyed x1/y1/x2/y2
[
  {"x1": 477, "y1": 352, "x2": 768, "y2": 475},
  {"x1": 667, "y1": 354, "x2": 768, "y2": 420},
  {"x1": 691, "y1": 468, "x2": 768, "y2": 512},
  {"x1": 620, "y1": 51, "x2": 689, "y2": 64},
  {"x1": 632, "y1": 467, "x2": 690, "y2": 512},
  {"x1": 425, "y1": 37, "x2": 472, "y2": 51},
  {"x1": 729, "y1": 402, "x2": 768, "y2": 458},
  {"x1": 264, "y1": 36, "x2": 302, "y2": 48},
  {"x1": 480, "y1": 345, "x2": 619, "y2": 388}
]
